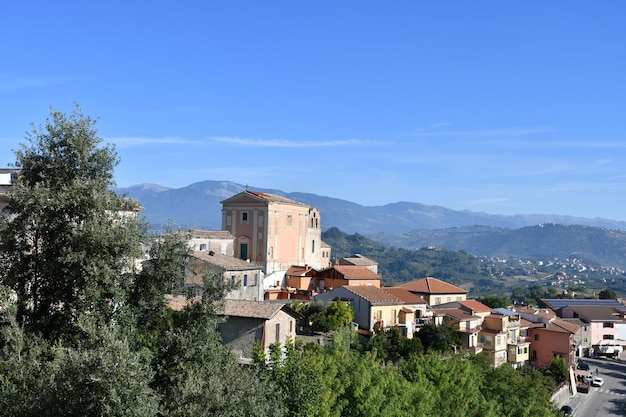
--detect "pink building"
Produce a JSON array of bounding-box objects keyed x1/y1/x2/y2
[
  {"x1": 221, "y1": 190, "x2": 328, "y2": 275},
  {"x1": 528, "y1": 319, "x2": 580, "y2": 368}
]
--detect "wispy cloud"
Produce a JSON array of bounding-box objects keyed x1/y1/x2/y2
[
  {"x1": 0, "y1": 75, "x2": 70, "y2": 92},
  {"x1": 209, "y1": 136, "x2": 375, "y2": 148},
  {"x1": 107, "y1": 136, "x2": 196, "y2": 148}
]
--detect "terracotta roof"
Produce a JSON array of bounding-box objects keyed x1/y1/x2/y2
[
  {"x1": 434, "y1": 308, "x2": 480, "y2": 321},
  {"x1": 286, "y1": 265, "x2": 317, "y2": 276},
  {"x1": 246, "y1": 190, "x2": 308, "y2": 206},
  {"x1": 221, "y1": 299, "x2": 296, "y2": 319},
  {"x1": 189, "y1": 251, "x2": 261, "y2": 271},
  {"x1": 382, "y1": 287, "x2": 427, "y2": 304},
  {"x1": 342, "y1": 286, "x2": 404, "y2": 305},
  {"x1": 459, "y1": 299, "x2": 492, "y2": 313},
  {"x1": 397, "y1": 277, "x2": 467, "y2": 295},
  {"x1": 545, "y1": 318, "x2": 580, "y2": 334},
  {"x1": 338, "y1": 254, "x2": 378, "y2": 266},
  {"x1": 331, "y1": 265, "x2": 381, "y2": 280}
]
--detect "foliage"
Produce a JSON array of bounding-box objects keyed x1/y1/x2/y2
[
  {"x1": 544, "y1": 356, "x2": 569, "y2": 384},
  {"x1": 366, "y1": 326, "x2": 423, "y2": 360},
  {"x1": 479, "y1": 295, "x2": 511, "y2": 308},
  {"x1": 0, "y1": 105, "x2": 143, "y2": 341},
  {"x1": 598, "y1": 288, "x2": 618, "y2": 300},
  {"x1": 415, "y1": 323, "x2": 461, "y2": 353},
  {"x1": 312, "y1": 300, "x2": 354, "y2": 332}
]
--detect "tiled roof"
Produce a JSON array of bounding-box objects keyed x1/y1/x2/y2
[
  {"x1": 564, "y1": 305, "x2": 622, "y2": 321},
  {"x1": 397, "y1": 277, "x2": 467, "y2": 294},
  {"x1": 332, "y1": 265, "x2": 381, "y2": 279},
  {"x1": 382, "y1": 287, "x2": 427, "y2": 304},
  {"x1": 180, "y1": 229, "x2": 235, "y2": 239},
  {"x1": 434, "y1": 308, "x2": 480, "y2": 321},
  {"x1": 190, "y1": 251, "x2": 261, "y2": 271},
  {"x1": 221, "y1": 299, "x2": 296, "y2": 319},
  {"x1": 338, "y1": 254, "x2": 378, "y2": 266},
  {"x1": 546, "y1": 318, "x2": 580, "y2": 334},
  {"x1": 459, "y1": 299, "x2": 492, "y2": 313},
  {"x1": 342, "y1": 286, "x2": 404, "y2": 305},
  {"x1": 247, "y1": 190, "x2": 308, "y2": 206},
  {"x1": 286, "y1": 265, "x2": 317, "y2": 276}
]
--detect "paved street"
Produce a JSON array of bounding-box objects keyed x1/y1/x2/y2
[{"x1": 568, "y1": 358, "x2": 626, "y2": 416}]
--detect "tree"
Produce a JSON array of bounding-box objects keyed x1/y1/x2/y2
[
  {"x1": 598, "y1": 288, "x2": 618, "y2": 300},
  {"x1": 0, "y1": 105, "x2": 143, "y2": 340},
  {"x1": 312, "y1": 300, "x2": 354, "y2": 332},
  {"x1": 415, "y1": 323, "x2": 461, "y2": 353},
  {"x1": 479, "y1": 295, "x2": 510, "y2": 309}
]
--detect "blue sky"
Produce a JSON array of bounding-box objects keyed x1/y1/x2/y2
[{"x1": 2, "y1": 2, "x2": 625, "y2": 220}]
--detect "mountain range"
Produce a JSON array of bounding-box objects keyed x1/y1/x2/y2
[
  {"x1": 116, "y1": 180, "x2": 626, "y2": 234},
  {"x1": 115, "y1": 180, "x2": 626, "y2": 269}
]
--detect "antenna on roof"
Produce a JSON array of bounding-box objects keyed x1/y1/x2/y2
[{"x1": 245, "y1": 183, "x2": 249, "y2": 191}]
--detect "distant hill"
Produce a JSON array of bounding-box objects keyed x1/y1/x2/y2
[
  {"x1": 370, "y1": 224, "x2": 626, "y2": 269},
  {"x1": 116, "y1": 180, "x2": 626, "y2": 233},
  {"x1": 115, "y1": 180, "x2": 626, "y2": 269}
]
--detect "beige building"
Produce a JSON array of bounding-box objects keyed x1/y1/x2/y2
[
  {"x1": 221, "y1": 190, "x2": 327, "y2": 276},
  {"x1": 396, "y1": 277, "x2": 468, "y2": 306}
]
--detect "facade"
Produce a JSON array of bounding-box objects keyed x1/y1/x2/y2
[
  {"x1": 557, "y1": 305, "x2": 623, "y2": 356},
  {"x1": 0, "y1": 169, "x2": 18, "y2": 209},
  {"x1": 186, "y1": 250, "x2": 264, "y2": 301},
  {"x1": 217, "y1": 300, "x2": 300, "y2": 363},
  {"x1": 313, "y1": 265, "x2": 382, "y2": 290},
  {"x1": 314, "y1": 285, "x2": 428, "y2": 336},
  {"x1": 221, "y1": 190, "x2": 325, "y2": 276},
  {"x1": 396, "y1": 277, "x2": 467, "y2": 306},
  {"x1": 528, "y1": 318, "x2": 580, "y2": 368},
  {"x1": 178, "y1": 229, "x2": 235, "y2": 255}
]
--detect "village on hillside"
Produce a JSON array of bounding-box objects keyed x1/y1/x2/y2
[
  {"x1": 150, "y1": 188, "x2": 626, "y2": 379},
  {"x1": 3, "y1": 169, "x2": 625, "y2": 412}
]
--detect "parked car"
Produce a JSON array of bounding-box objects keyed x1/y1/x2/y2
[
  {"x1": 591, "y1": 377, "x2": 604, "y2": 387},
  {"x1": 560, "y1": 405, "x2": 573, "y2": 416},
  {"x1": 578, "y1": 360, "x2": 590, "y2": 370}
]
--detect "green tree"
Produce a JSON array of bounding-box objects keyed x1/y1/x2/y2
[
  {"x1": 545, "y1": 356, "x2": 569, "y2": 384},
  {"x1": 0, "y1": 105, "x2": 143, "y2": 340},
  {"x1": 479, "y1": 295, "x2": 510, "y2": 309},
  {"x1": 415, "y1": 323, "x2": 461, "y2": 353},
  {"x1": 598, "y1": 288, "x2": 618, "y2": 300},
  {"x1": 312, "y1": 300, "x2": 354, "y2": 332}
]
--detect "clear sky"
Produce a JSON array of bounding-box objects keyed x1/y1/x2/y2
[{"x1": 2, "y1": 2, "x2": 625, "y2": 220}]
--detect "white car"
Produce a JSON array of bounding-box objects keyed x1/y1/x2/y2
[{"x1": 591, "y1": 377, "x2": 604, "y2": 387}]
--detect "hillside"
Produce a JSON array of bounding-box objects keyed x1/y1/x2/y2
[{"x1": 369, "y1": 224, "x2": 626, "y2": 270}]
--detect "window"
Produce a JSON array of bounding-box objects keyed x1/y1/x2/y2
[
  {"x1": 275, "y1": 323, "x2": 280, "y2": 343},
  {"x1": 603, "y1": 322, "x2": 614, "y2": 328},
  {"x1": 456, "y1": 296, "x2": 462, "y2": 301},
  {"x1": 446, "y1": 296, "x2": 451, "y2": 302},
  {"x1": 287, "y1": 215, "x2": 293, "y2": 226},
  {"x1": 603, "y1": 334, "x2": 615, "y2": 340},
  {"x1": 496, "y1": 336, "x2": 502, "y2": 346},
  {"x1": 243, "y1": 274, "x2": 248, "y2": 287},
  {"x1": 435, "y1": 297, "x2": 441, "y2": 305},
  {"x1": 239, "y1": 243, "x2": 248, "y2": 260},
  {"x1": 241, "y1": 212, "x2": 248, "y2": 222},
  {"x1": 374, "y1": 310, "x2": 382, "y2": 320},
  {"x1": 312, "y1": 240, "x2": 315, "y2": 253},
  {"x1": 231, "y1": 275, "x2": 236, "y2": 286},
  {"x1": 289, "y1": 320, "x2": 293, "y2": 334},
  {"x1": 534, "y1": 334, "x2": 539, "y2": 341}
]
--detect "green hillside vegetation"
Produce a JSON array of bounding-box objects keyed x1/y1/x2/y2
[{"x1": 323, "y1": 227, "x2": 626, "y2": 297}]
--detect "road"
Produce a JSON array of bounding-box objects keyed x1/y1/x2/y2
[{"x1": 573, "y1": 358, "x2": 626, "y2": 417}]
